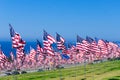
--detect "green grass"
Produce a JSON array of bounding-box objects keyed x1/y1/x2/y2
[{"x1": 0, "y1": 60, "x2": 120, "y2": 80}]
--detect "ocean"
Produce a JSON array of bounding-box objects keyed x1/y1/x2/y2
[{"x1": 0, "y1": 41, "x2": 37, "y2": 57}]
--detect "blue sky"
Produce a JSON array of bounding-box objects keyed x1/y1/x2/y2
[{"x1": 0, "y1": 0, "x2": 120, "y2": 41}]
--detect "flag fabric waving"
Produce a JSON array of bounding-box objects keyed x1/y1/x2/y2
[
  {"x1": 76, "y1": 35, "x2": 84, "y2": 51},
  {"x1": 36, "y1": 39, "x2": 43, "y2": 53},
  {"x1": 56, "y1": 33, "x2": 65, "y2": 50},
  {"x1": 43, "y1": 30, "x2": 55, "y2": 55},
  {"x1": 9, "y1": 24, "x2": 26, "y2": 49}
]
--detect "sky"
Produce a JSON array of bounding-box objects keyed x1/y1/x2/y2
[{"x1": 0, "y1": 0, "x2": 120, "y2": 42}]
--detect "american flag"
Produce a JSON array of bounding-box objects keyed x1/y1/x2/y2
[
  {"x1": 108, "y1": 42, "x2": 119, "y2": 58},
  {"x1": 43, "y1": 30, "x2": 56, "y2": 44},
  {"x1": 9, "y1": 24, "x2": 26, "y2": 49},
  {"x1": 82, "y1": 39, "x2": 90, "y2": 52},
  {"x1": 43, "y1": 30, "x2": 49, "y2": 50},
  {"x1": 16, "y1": 48, "x2": 25, "y2": 59},
  {"x1": 47, "y1": 34, "x2": 56, "y2": 44},
  {"x1": 67, "y1": 43, "x2": 72, "y2": 49},
  {"x1": 98, "y1": 39, "x2": 108, "y2": 58},
  {"x1": 86, "y1": 36, "x2": 94, "y2": 44},
  {"x1": 36, "y1": 39, "x2": 43, "y2": 53},
  {"x1": 90, "y1": 41, "x2": 99, "y2": 53},
  {"x1": 86, "y1": 36, "x2": 96, "y2": 53},
  {"x1": 29, "y1": 47, "x2": 37, "y2": 61},
  {"x1": 43, "y1": 30, "x2": 55, "y2": 55},
  {"x1": 76, "y1": 35, "x2": 84, "y2": 51},
  {"x1": 18, "y1": 38, "x2": 26, "y2": 49},
  {"x1": 56, "y1": 33, "x2": 65, "y2": 50},
  {"x1": 9, "y1": 24, "x2": 26, "y2": 65},
  {"x1": 0, "y1": 46, "x2": 7, "y2": 63}
]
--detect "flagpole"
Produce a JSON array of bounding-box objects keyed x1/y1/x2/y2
[
  {"x1": 92, "y1": 52, "x2": 95, "y2": 80},
  {"x1": 74, "y1": 50, "x2": 78, "y2": 80},
  {"x1": 90, "y1": 43, "x2": 95, "y2": 80},
  {"x1": 13, "y1": 56, "x2": 17, "y2": 80},
  {"x1": 53, "y1": 54, "x2": 55, "y2": 71},
  {"x1": 59, "y1": 51, "x2": 63, "y2": 80},
  {"x1": 84, "y1": 52, "x2": 86, "y2": 80},
  {"x1": 43, "y1": 51, "x2": 46, "y2": 80}
]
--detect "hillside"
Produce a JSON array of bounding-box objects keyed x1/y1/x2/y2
[{"x1": 0, "y1": 60, "x2": 120, "y2": 80}]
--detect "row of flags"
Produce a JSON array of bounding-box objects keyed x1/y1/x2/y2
[{"x1": 0, "y1": 24, "x2": 120, "y2": 70}]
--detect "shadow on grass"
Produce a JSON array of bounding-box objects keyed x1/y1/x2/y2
[
  {"x1": 81, "y1": 78, "x2": 86, "y2": 80},
  {"x1": 28, "y1": 76, "x2": 44, "y2": 80},
  {"x1": 109, "y1": 67, "x2": 119, "y2": 71},
  {"x1": 109, "y1": 79, "x2": 119, "y2": 80},
  {"x1": 108, "y1": 76, "x2": 120, "y2": 80},
  {"x1": 49, "y1": 76, "x2": 57, "y2": 78},
  {"x1": 95, "y1": 73, "x2": 101, "y2": 75},
  {"x1": 70, "y1": 75, "x2": 76, "y2": 77},
  {"x1": 115, "y1": 76, "x2": 120, "y2": 77}
]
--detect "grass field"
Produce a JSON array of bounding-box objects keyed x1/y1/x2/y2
[{"x1": 0, "y1": 60, "x2": 120, "y2": 80}]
